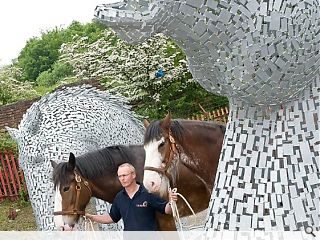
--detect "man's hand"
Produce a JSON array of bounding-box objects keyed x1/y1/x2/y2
[
  {"x1": 60, "y1": 225, "x2": 74, "y2": 231},
  {"x1": 84, "y1": 213, "x2": 114, "y2": 224},
  {"x1": 85, "y1": 213, "x2": 94, "y2": 221},
  {"x1": 169, "y1": 188, "x2": 178, "y2": 202},
  {"x1": 165, "y1": 188, "x2": 178, "y2": 214}
]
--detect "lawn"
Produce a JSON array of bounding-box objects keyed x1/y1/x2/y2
[{"x1": 0, "y1": 199, "x2": 37, "y2": 231}]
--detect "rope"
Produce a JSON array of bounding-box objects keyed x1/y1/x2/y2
[
  {"x1": 176, "y1": 192, "x2": 196, "y2": 216},
  {"x1": 83, "y1": 215, "x2": 114, "y2": 240},
  {"x1": 83, "y1": 215, "x2": 98, "y2": 240},
  {"x1": 170, "y1": 188, "x2": 196, "y2": 232}
]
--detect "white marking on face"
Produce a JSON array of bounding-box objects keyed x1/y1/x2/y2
[
  {"x1": 53, "y1": 185, "x2": 64, "y2": 229},
  {"x1": 143, "y1": 137, "x2": 170, "y2": 196},
  {"x1": 54, "y1": 185, "x2": 77, "y2": 228}
]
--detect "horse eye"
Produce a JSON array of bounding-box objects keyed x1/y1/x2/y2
[
  {"x1": 159, "y1": 141, "x2": 165, "y2": 148},
  {"x1": 63, "y1": 186, "x2": 70, "y2": 192}
]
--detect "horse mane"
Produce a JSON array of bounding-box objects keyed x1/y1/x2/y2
[
  {"x1": 194, "y1": 120, "x2": 226, "y2": 134},
  {"x1": 144, "y1": 120, "x2": 185, "y2": 144},
  {"x1": 52, "y1": 145, "x2": 138, "y2": 188},
  {"x1": 144, "y1": 119, "x2": 225, "y2": 145}
]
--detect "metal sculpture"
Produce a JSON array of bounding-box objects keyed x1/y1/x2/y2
[
  {"x1": 95, "y1": 0, "x2": 320, "y2": 230},
  {"x1": 6, "y1": 85, "x2": 144, "y2": 230}
]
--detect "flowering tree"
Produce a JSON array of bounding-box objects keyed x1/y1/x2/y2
[
  {"x1": 59, "y1": 30, "x2": 192, "y2": 103},
  {"x1": 0, "y1": 65, "x2": 39, "y2": 106},
  {"x1": 59, "y1": 29, "x2": 228, "y2": 119}
]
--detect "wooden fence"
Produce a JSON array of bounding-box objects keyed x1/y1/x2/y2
[
  {"x1": 189, "y1": 106, "x2": 229, "y2": 124},
  {"x1": 0, "y1": 150, "x2": 26, "y2": 202}
]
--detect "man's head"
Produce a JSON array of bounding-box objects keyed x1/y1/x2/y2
[{"x1": 117, "y1": 163, "x2": 136, "y2": 188}]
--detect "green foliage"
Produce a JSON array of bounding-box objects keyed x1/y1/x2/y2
[
  {"x1": 16, "y1": 21, "x2": 106, "y2": 82},
  {"x1": 133, "y1": 76, "x2": 229, "y2": 120},
  {"x1": 17, "y1": 32, "x2": 61, "y2": 82},
  {"x1": 60, "y1": 31, "x2": 193, "y2": 102},
  {"x1": 0, "y1": 83, "x2": 12, "y2": 105},
  {"x1": 18, "y1": 189, "x2": 29, "y2": 207},
  {"x1": 2, "y1": 20, "x2": 228, "y2": 125},
  {"x1": 60, "y1": 30, "x2": 229, "y2": 119},
  {"x1": 0, "y1": 132, "x2": 17, "y2": 152},
  {"x1": 35, "y1": 62, "x2": 73, "y2": 87},
  {"x1": 0, "y1": 65, "x2": 39, "y2": 106},
  {"x1": 64, "y1": 20, "x2": 106, "y2": 43}
]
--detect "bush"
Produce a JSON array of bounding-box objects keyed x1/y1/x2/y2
[
  {"x1": 0, "y1": 65, "x2": 39, "y2": 106},
  {"x1": 0, "y1": 132, "x2": 17, "y2": 152},
  {"x1": 35, "y1": 62, "x2": 74, "y2": 87},
  {"x1": 18, "y1": 189, "x2": 30, "y2": 207}
]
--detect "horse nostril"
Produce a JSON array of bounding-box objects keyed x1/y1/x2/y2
[{"x1": 151, "y1": 181, "x2": 155, "y2": 188}]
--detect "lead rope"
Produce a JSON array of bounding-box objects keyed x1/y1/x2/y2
[
  {"x1": 83, "y1": 215, "x2": 98, "y2": 240},
  {"x1": 170, "y1": 188, "x2": 196, "y2": 232}
]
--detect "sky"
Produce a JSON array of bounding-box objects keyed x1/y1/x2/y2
[{"x1": 0, "y1": 0, "x2": 118, "y2": 66}]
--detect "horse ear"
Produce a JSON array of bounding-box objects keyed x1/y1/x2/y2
[
  {"x1": 68, "y1": 152, "x2": 76, "y2": 171},
  {"x1": 161, "y1": 112, "x2": 171, "y2": 131},
  {"x1": 143, "y1": 119, "x2": 150, "y2": 129},
  {"x1": 5, "y1": 127, "x2": 21, "y2": 142},
  {"x1": 50, "y1": 160, "x2": 58, "y2": 169}
]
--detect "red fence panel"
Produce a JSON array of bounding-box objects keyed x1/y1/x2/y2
[{"x1": 0, "y1": 150, "x2": 26, "y2": 202}]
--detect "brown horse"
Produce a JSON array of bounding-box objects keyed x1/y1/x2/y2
[
  {"x1": 143, "y1": 114, "x2": 225, "y2": 225},
  {"x1": 50, "y1": 144, "x2": 208, "y2": 230}
]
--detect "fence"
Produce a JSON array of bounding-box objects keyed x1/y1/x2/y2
[
  {"x1": 0, "y1": 150, "x2": 26, "y2": 202},
  {"x1": 189, "y1": 106, "x2": 229, "y2": 124}
]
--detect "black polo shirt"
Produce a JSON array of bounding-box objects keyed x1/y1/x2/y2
[{"x1": 109, "y1": 184, "x2": 168, "y2": 231}]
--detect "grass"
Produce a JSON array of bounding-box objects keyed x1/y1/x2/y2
[{"x1": 0, "y1": 198, "x2": 37, "y2": 231}]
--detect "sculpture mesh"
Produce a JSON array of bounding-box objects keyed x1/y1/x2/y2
[
  {"x1": 7, "y1": 85, "x2": 144, "y2": 230},
  {"x1": 95, "y1": 0, "x2": 320, "y2": 230}
]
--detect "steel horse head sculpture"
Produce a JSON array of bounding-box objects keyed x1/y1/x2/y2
[
  {"x1": 95, "y1": 0, "x2": 320, "y2": 230},
  {"x1": 6, "y1": 85, "x2": 144, "y2": 230}
]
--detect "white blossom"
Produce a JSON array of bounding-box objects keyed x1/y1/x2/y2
[{"x1": 59, "y1": 29, "x2": 193, "y2": 102}]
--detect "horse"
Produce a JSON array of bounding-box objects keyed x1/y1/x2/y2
[
  {"x1": 50, "y1": 144, "x2": 209, "y2": 230},
  {"x1": 143, "y1": 114, "x2": 225, "y2": 221}
]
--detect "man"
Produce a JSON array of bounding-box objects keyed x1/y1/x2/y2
[{"x1": 85, "y1": 163, "x2": 178, "y2": 231}]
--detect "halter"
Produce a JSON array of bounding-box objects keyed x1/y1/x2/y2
[
  {"x1": 53, "y1": 171, "x2": 92, "y2": 216},
  {"x1": 144, "y1": 132, "x2": 178, "y2": 186}
]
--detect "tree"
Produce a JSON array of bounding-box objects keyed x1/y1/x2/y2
[
  {"x1": 16, "y1": 21, "x2": 106, "y2": 82},
  {"x1": 35, "y1": 62, "x2": 73, "y2": 87},
  {"x1": 60, "y1": 31, "x2": 189, "y2": 101},
  {"x1": 17, "y1": 30, "x2": 62, "y2": 82},
  {"x1": 60, "y1": 29, "x2": 228, "y2": 119},
  {"x1": 0, "y1": 65, "x2": 39, "y2": 105}
]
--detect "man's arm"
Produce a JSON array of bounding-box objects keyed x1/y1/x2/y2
[
  {"x1": 165, "y1": 202, "x2": 173, "y2": 214},
  {"x1": 85, "y1": 213, "x2": 114, "y2": 224}
]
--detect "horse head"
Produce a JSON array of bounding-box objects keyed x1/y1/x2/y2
[
  {"x1": 51, "y1": 153, "x2": 92, "y2": 228},
  {"x1": 143, "y1": 113, "x2": 181, "y2": 198},
  {"x1": 96, "y1": 1, "x2": 320, "y2": 106},
  {"x1": 7, "y1": 85, "x2": 144, "y2": 230}
]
